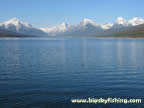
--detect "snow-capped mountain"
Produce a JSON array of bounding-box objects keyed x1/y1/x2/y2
[
  {"x1": 115, "y1": 17, "x2": 128, "y2": 25},
  {"x1": 100, "y1": 24, "x2": 113, "y2": 30},
  {"x1": 80, "y1": 18, "x2": 97, "y2": 27},
  {"x1": 40, "y1": 18, "x2": 106, "y2": 36},
  {"x1": 129, "y1": 17, "x2": 144, "y2": 26},
  {"x1": 40, "y1": 17, "x2": 144, "y2": 36},
  {"x1": 1, "y1": 17, "x2": 144, "y2": 37},
  {"x1": 40, "y1": 23, "x2": 71, "y2": 36},
  {"x1": 0, "y1": 18, "x2": 47, "y2": 36},
  {"x1": 113, "y1": 17, "x2": 144, "y2": 27}
]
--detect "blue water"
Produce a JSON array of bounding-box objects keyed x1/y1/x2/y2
[{"x1": 0, "y1": 38, "x2": 144, "y2": 108}]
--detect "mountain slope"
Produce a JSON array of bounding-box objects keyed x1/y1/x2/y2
[
  {"x1": 0, "y1": 28, "x2": 36, "y2": 37},
  {"x1": 111, "y1": 24, "x2": 144, "y2": 37}
]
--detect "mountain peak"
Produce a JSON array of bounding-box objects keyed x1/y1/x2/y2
[
  {"x1": 80, "y1": 18, "x2": 96, "y2": 26},
  {"x1": 0, "y1": 18, "x2": 47, "y2": 36},
  {"x1": 60, "y1": 23, "x2": 70, "y2": 28},
  {"x1": 9, "y1": 18, "x2": 20, "y2": 22},
  {"x1": 5, "y1": 18, "x2": 21, "y2": 25},
  {"x1": 3, "y1": 18, "x2": 33, "y2": 30},
  {"x1": 128, "y1": 17, "x2": 144, "y2": 26},
  {"x1": 40, "y1": 23, "x2": 71, "y2": 36},
  {"x1": 83, "y1": 18, "x2": 93, "y2": 22},
  {"x1": 117, "y1": 17, "x2": 125, "y2": 20},
  {"x1": 115, "y1": 17, "x2": 127, "y2": 25}
]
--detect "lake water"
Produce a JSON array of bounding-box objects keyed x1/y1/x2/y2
[{"x1": 0, "y1": 38, "x2": 144, "y2": 108}]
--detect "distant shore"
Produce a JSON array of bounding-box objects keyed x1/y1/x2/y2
[{"x1": 0, "y1": 34, "x2": 144, "y2": 38}]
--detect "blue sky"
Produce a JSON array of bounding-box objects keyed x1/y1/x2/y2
[{"x1": 0, "y1": 0, "x2": 144, "y2": 28}]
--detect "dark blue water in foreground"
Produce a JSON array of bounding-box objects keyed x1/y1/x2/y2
[{"x1": 0, "y1": 38, "x2": 144, "y2": 108}]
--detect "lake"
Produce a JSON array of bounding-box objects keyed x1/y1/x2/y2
[{"x1": 0, "y1": 37, "x2": 144, "y2": 108}]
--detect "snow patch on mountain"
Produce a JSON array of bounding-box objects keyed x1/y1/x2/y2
[
  {"x1": 80, "y1": 18, "x2": 97, "y2": 27},
  {"x1": 115, "y1": 17, "x2": 128, "y2": 25},
  {"x1": 128, "y1": 17, "x2": 144, "y2": 26},
  {"x1": 100, "y1": 24, "x2": 113, "y2": 30}
]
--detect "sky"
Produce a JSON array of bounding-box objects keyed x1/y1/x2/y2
[{"x1": 0, "y1": 0, "x2": 144, "y2": 28}]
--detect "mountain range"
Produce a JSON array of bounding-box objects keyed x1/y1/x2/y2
[{"x1": 0, "y1": 17, "x2": 144, "y2": 37}]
